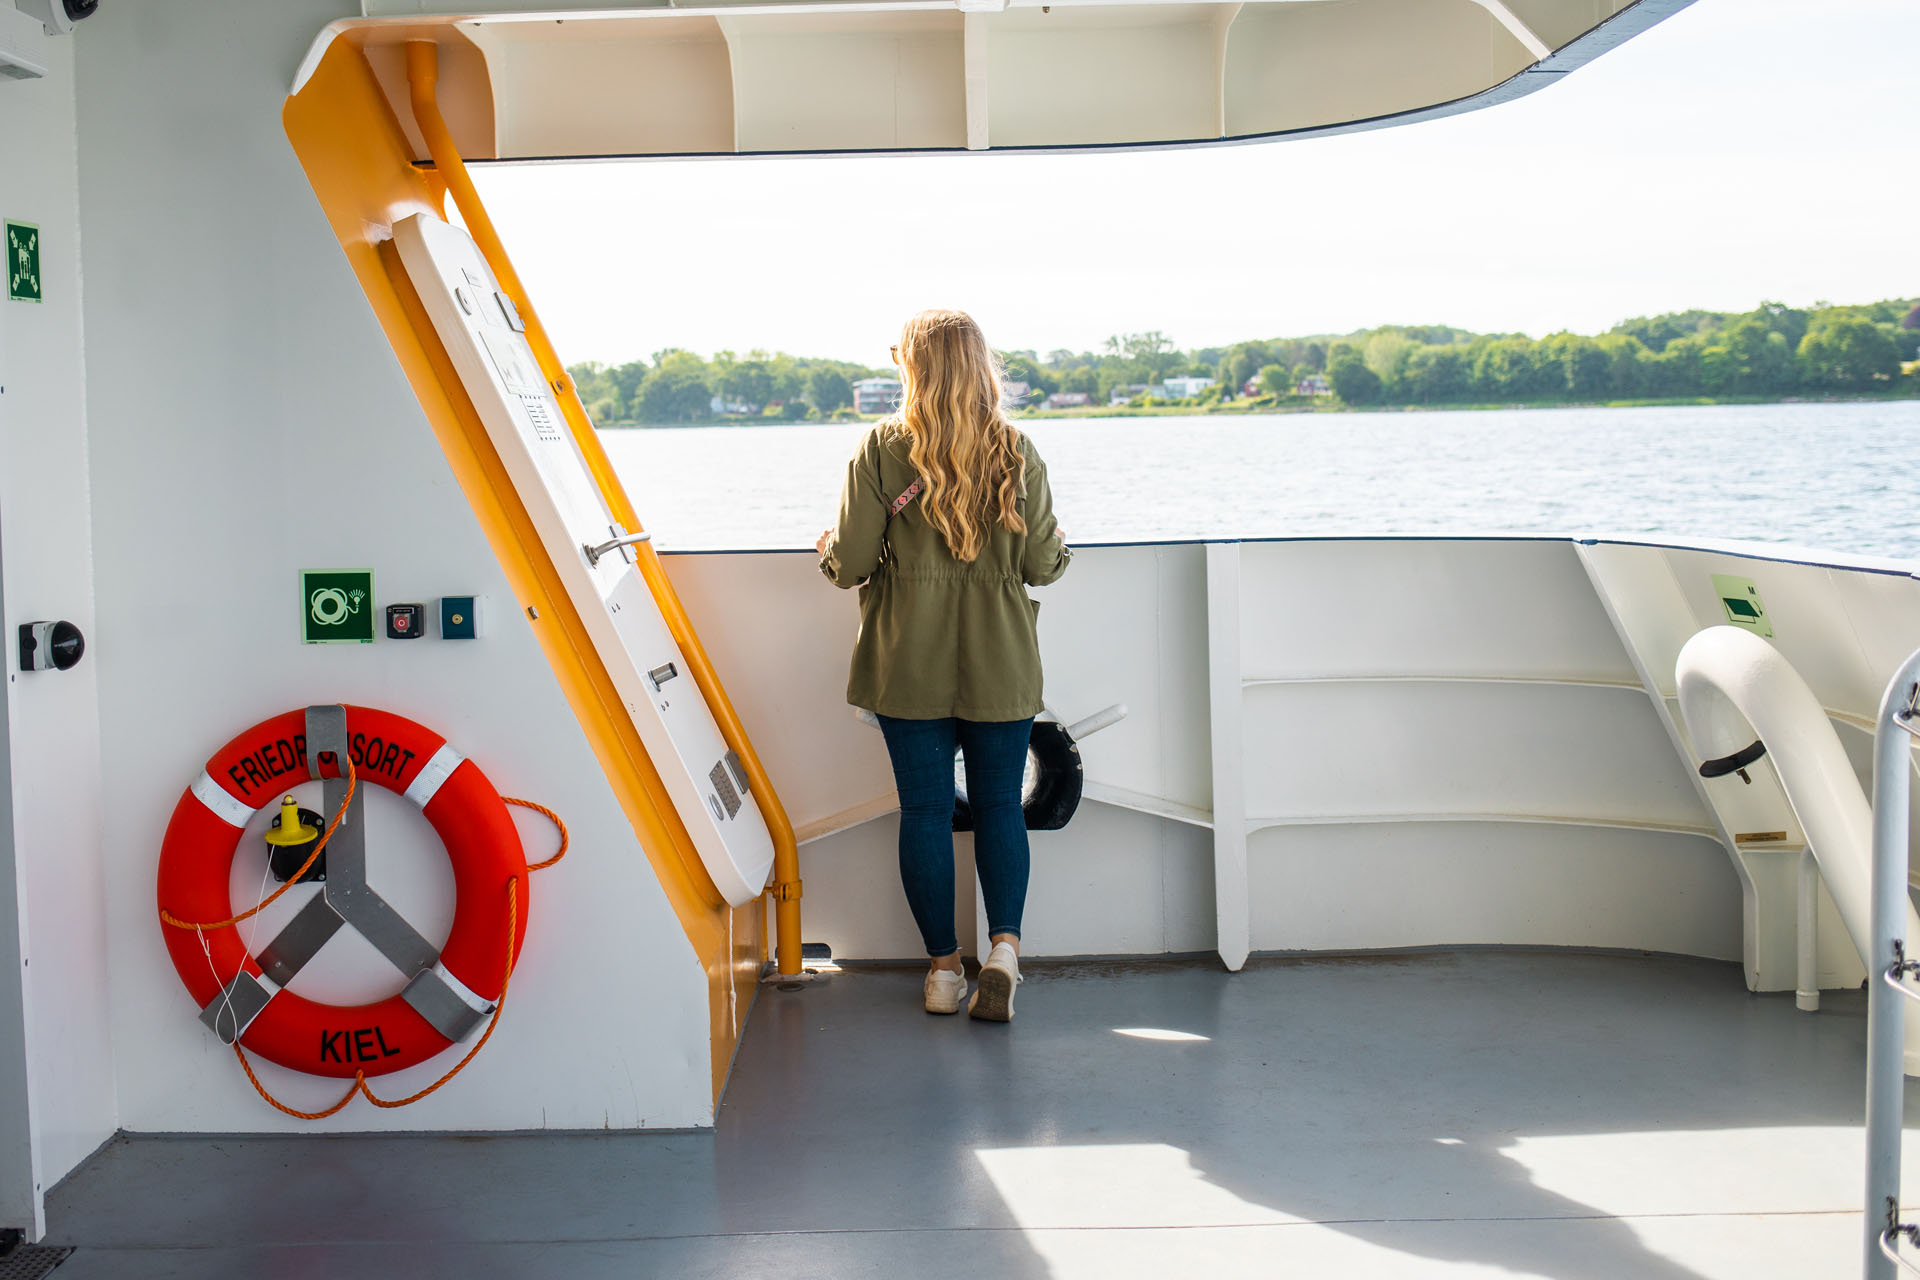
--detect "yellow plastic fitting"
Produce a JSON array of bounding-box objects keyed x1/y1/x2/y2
[{"x1": 263, "y1": 795, "x2": 319, "y2": 847}]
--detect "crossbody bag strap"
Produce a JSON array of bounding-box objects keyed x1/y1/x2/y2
[{"x1": 888, "y1": 478, "x2": 924, "y2": 518}]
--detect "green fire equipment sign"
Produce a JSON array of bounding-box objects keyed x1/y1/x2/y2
[
  {"x1": 1712, "y1": 573, "x2": 1773, "y2": 638},
  {"x1": 7, "y1": 221, "x2": 40, "y2": 303},
  {"x1": 302, "y1": 570, "x2": 375, "y2": 644}
]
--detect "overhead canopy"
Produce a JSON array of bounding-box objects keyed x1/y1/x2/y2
[{"x1": 302, "y1": 0, "x2": 1690, "y2": 161}]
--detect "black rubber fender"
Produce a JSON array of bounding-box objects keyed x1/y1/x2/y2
[{"x1": 952, "y1": 719, "x2": 1084, "y2": 832}]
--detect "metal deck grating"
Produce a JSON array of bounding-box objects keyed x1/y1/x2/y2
[{"x1": 0, "y1": 1247, "x2": 71, "y2": 1280}]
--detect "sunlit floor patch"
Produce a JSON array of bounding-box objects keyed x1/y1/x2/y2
[
  {"x1": 1506, "y1": 1125, "x2": 1920, "y2": 1218},
  {"x1": 973, "y1": 1139, "x2": 1897, "y2": 1280},
  {"x1": 1112, "y1": 1027, "x2": 1210, "y2": 1042},
  {"x1": 962, "y1": 1212, "x2": 1873, "y2": 1280},
  {"x1": 975, "y1": 1142, "x2": 1298, "y2": 1230}
]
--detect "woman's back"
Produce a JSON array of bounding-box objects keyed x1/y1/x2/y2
[{"x1": 819, "y1": 422, "x2": 1070, "y2": 720}]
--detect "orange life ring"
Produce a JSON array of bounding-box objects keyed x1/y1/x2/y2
[{"x1": 157, "y1": 706, "x2": 528, "y2": 1079}]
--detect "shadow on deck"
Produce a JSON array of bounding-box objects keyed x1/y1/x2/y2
[{"x1": 39, "y1": 950, "x2": 1914, "y2": 1278}]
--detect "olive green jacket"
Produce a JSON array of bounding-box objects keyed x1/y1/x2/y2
[{"x1": 819, "y1": 425, "x2": 1072, "y2": 721}]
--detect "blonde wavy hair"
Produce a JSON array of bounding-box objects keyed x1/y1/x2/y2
[{"x1": 887, "y1": 309, "x2": 1027, "y2": 563}]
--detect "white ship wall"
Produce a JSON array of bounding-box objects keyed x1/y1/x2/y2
[
  {"x1": 71, "y1": 3, "x2": 714, "y2": 1137},
  {"x1": 664, "y1": 538, "x2": 1920, "y2": 979},
  {"x1": 0, "y1": 12, "x2": 116, "y2": 1235}
]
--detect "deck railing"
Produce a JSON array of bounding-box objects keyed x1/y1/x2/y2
[{"x1": 1865, "y1": 646, "x2": 1920, "y2": 1279}]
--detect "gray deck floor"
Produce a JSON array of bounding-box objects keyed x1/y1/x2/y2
[{"x1": 39, "y1": 950, "x2": 1920, "y2": 1278}]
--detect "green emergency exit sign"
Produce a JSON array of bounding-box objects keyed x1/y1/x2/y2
[
  {"x1": 7, "y1": 221, "x2": 39, "y2": 303},
  {"x1": 302, "y1": 569, "x2": 375, "y2": 644}
]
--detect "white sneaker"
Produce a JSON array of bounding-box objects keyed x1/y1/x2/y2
[
  {"x1": 969, "y1": 942, "x2": 1021, "y2": 1022},
  {"x1": 924, "y1": 965, "x2": 968, "y2": 1015}
]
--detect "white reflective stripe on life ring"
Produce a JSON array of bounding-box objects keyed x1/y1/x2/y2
[
  {"x1": 403, "y1": 744, "x2": 465, "y2": 809},
  {"x1": 190, "y1": 770, "x2": 259, "y2": 828}
]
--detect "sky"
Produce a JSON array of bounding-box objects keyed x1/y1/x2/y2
[{"x1": 475, "y1": 0, "x2": 1919, "y2": 367}]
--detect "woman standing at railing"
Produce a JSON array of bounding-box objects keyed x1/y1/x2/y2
[{"x1": 817, "y1": 308, "x2": 1073, "y2": 1022}]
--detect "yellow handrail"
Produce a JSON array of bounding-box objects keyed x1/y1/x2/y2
[{"x1": 405, "y1": 41, "x2": 804, "y2": 975}]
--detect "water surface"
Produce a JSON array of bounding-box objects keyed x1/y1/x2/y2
[{"x1": 602, "y1": 400, "x2": 1920, "y2": 561}]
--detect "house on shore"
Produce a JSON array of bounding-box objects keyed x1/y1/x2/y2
[
  {"x1": 852, "y1": 376, "x2": 902, "y2": 414},
  {"x1": 1162, "y1": 376, "x2": 1216, "y2": 399}
]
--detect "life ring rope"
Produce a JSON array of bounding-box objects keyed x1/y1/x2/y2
[{"x1": 502, "y1": 796, "x2": 569, "y2": 871}]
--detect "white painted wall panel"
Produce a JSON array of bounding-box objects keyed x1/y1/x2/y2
[
  {"x1": 1503, "y1": 0, "x2": 1634, "y2": 50},
  {"x1": 665, "y1": 548, "x2": 1206, "y2": 812},
  {"x1": 1035, "y1": 543, "x2": 1211, "y2": 814},
  {"x1": 666, "y1": 544, "x2": 1216, "y2": 961},
  {"x1": 798, "y1": 816, "x2": 975, "y2": 961},
  {"x1": 1670, "y1": 551, "x2": 1883, "y2": 715},
  {"x1": 988, "y1": 7, "x2": 1222, "y2": 147},
  {"x1": 1024, "y1": 805, "x2": 1215, "y2": 958},
  {"x1": 663, "y1": 551, "x2": 896, "y2": 838},
  {"x1": 0, "y1": 17, "x2": 116, "y2": 1230},
  {"x1": 724, "y1": 14, "x2": 965, "y2": 153},
  {"x1": 76, "y1": 2, "x2": 711, "y2": 1133},
  {"x1": 1241, "y1": 681, "x2": 1710, "y2": 830},
  {"x1": 0, "y1": 535, "x2": 30, "y2": 1233},
  {"x1": 795, "y1": 794, "x2": 1217, "y2": 962},
  {"x1": 1237, "y1": 539, "x2": 1637, "y2": 683},
  {"x1": 1830, "y1": 568, "x2": 1920, "y2": 704},
  {"x1": 1248, "y1": 823, "x2": 1740, "y2": 958},
  {"x1": 1577, "y1": 541, "x2": 1701, "y2": 699},
  {"x1": 1223, "y1": 0, "x2": 1524, "y2": 137},
  {"x1": 667, "y1": 541, "x2": 1758, "y2": 965},
  {"x1": 475, "y1": 18, "x2": 736, "y2": 158},
  {"x1": 1577, "y1": 538, "x2": 1920, "y2": 993}
]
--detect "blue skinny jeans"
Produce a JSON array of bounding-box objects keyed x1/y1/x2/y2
[{"x1": 876, "y1": 715, "x2": 1033, "y2": 958}]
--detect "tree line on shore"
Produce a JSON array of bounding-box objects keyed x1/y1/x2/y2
[{"x1": 567, "y1": 296, "x2": 1920, "y2": 424}]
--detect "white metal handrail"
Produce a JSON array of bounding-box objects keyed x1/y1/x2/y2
[
  {"x1": 1879, "y1": 1224, "x2": 1920, "y2": 1277},
  {"x1": 1863, "y1": 648, "x2": 1920, "y2": 1280}
]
